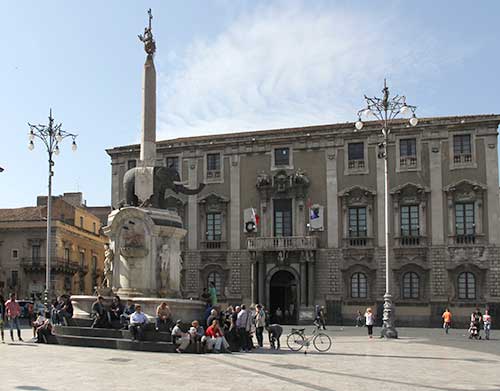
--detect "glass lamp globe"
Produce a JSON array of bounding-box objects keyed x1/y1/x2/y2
[
  {"x1": 410, "y1": 116, "x2": 419, "y2": 127},
  {"x1": 56, "y1": 132, "x2": 63, "y2": 143},
  {"x1": 355, "y1": 120, "x2": 364, "y2": 131},
  {"x1": 54, "y1": 146, "x2": 60, "y2": 155},
  {"x1": 28, "y1": 141, "x2": 34, "y2": 151},
  {"x1": 29, "y1": 131, "x2": 35, "y2": 141},
  {"x1": 72, "y1": 141, "x2": 78, "y2": 152},
  {"x1": 364, "y1": 109, "x2": 373, "y2": 117},
  {"x1": 400, "y1": 105, "x2": 409, "y2": 115}
]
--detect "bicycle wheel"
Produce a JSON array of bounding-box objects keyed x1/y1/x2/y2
[
  {"x1": 313, "y1": 333, "x2": 332, "y2": 352},
  {"x1": 287, "y1": 332, "x2": 305, "y2": 351}
]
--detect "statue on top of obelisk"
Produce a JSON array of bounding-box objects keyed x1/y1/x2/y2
[{"x1": 138, "y1": 8, "x2": 156, "y2": 56}]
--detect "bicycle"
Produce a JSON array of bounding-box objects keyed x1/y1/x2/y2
[{"x1": 286, "y1": 324, "x2": 332, "y2": 353}]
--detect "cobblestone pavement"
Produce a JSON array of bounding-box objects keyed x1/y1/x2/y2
[{"x1": 0, "y1": 326, "x2": 498, "y2": 391}]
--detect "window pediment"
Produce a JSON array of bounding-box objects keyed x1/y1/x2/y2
[
  {"x1": 390, "y1": 182, "x2": 429, "y2": 204},
  {"x1": 198, "y1": 192, "x2": 229, "y2": 206},
  {"x1": 339, "y1": 186, "x2": 376, "y2": 206},
  {"x1": 444, "y1": 179, "x2": 486, "y2": 194}
]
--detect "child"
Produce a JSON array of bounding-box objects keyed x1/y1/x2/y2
[{"x1": 442, "y1": 308, "x2": 452, "y2": 334}]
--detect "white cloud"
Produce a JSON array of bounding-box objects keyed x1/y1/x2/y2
[{"x1": 158, "y1": 2, "x2": 462, "y2": 139}]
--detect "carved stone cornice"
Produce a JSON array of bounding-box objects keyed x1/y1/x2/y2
[{"x1": 256, "y1": 169, "x2": 310, "y2": 201}]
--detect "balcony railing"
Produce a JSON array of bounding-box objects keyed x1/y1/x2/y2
[
  {"x1": 342, "y1": 237, "x2": 373, "y2": 247},
  {"x1": 453, "y1": 153, "x2": 472, "y2": 164},
  {"x1": 453, "y1": 234, "x2": 476, "y2": 245},
  {"x1": 348, "y1": 159, "x2": 365, "y2": 170},
  {"x1": 201, "y1": 240, "x2": 227, "y2": 250},
  {"x1": 21, "y1": 257, "x2": 81, "y2": 274},
  {"x1": 247, "y1": 236, "x2": 317, "y2": 251},
  {"x1": 400, "y1": 156, "x2": 417, "y2": 168},
  {"x1": 395, "y1": 236, "x2": 426, "y2": 247}
]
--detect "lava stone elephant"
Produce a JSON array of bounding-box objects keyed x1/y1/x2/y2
[{"x1": 121, "y1": 166, "x2": 205, "y2": 208}]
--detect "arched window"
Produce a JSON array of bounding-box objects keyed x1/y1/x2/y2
[
  {"x1": 458, "y1": 272, "x2": 476, "y2": 299},
  {"x1": 207, "y1": 271, "x2": 222, "y2": 295},
  {"x1": 402, "y1": 272, "x2": 420, "y2": 299},
  {"x1": 351, "y1": 272, "x2": 367, "y2": 298}
]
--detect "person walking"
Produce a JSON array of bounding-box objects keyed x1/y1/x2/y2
[
  {"x1": 5, "y1": 293, "x2": 23, "y2": 342},
  {"x1": 442, "y1": 308, "x2": 452, "y2": 334},
  {"x1": 364, "y1": 307, "x2": 375, "y2": 339},
  {"x1": 355, "y1": 310, "x2": 364, "y2": 327},
  {"x1": 483, "y1": 309, "x2": 492, "y2": 340}
]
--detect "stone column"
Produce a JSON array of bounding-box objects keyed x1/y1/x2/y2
[
  {"x1": 140, "y1": 54, "x2": 157, "y2": 166},
  {"x1": 229, "y1": 155, "x2": 241, "y2": 249},
  {"x1": 251, "y1": 260, "x2": 257, "y2": 304},
  {"x1": 326, "y1": 149, "x2": 339, "y2": 247},
  {"x1": 188, "y1": 158, "x2": 199, "y2": 250},
  {"x1": 429, "y1": 140, "x2": 444, "y2": 244},
  {"x1": 258, "y1": 257, "x2": 266, "y2": 305},
  {"x1": 484, "y1": 135, "x2": 500, "y2": 244},
  {"x1": 300, "y1": 261, "x2": 307, "y2": 306},
  {"x1": 308, "y1": 261, "x2": 315, "y2": 306}
]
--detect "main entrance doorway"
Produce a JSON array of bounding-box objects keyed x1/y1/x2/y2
[{"x1": 269, "y1": 270, "x2": 297, "y2": 325}]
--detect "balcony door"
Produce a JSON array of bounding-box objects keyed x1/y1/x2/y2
[{"x1": 274, "y1": 199, "x2": 292, "y2": 237}]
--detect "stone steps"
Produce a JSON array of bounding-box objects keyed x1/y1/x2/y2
[
  {"x1": 54, "y1": 325, "x2": 172, "y2": 342},
  {"x1": 52, "y1": 334, "x2": 177, "y2": 353}
]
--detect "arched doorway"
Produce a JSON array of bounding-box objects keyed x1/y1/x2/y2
[{"x1": 269, "y1": 270, "x2": 297, "y2": 325}]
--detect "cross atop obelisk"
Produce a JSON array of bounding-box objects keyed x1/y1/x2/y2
[{"x1": 138, "y1": 8, "x2": 157, "y2": 166}]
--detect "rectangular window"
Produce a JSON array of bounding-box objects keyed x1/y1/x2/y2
[
  {"x1": 166, "y1": 156, "x2": 179, "y2": 171},
  {"x1": 347, "y1": 142, "x2": 365, "y2": 169},
  {"x1": 400, "y1": 138, "x2": 417, "y2": 157},
  {"x1": 207, "y1": 154, "x2": 221, "y2": 171},
  {"x1": 206, "y1": 213, "x2": 222, "y2": 241},
  {"x1": 11, "y1": 271, "x2": 18, "y2": 287},
  {"x1": 80, "y1": 216, "x2": 84, "y2": 228},
  {"x1": 79, "y1": 251, "x2": 85, "y2": 267},
  {"x1": 274, "y1": 199, "x2": 293, "y2": 237},
  {"x1": 400, "y1": 205, "x2": 419, "y2": 237},
  {"x1": 93, "y1": 222, "x2": 97, "y2": 234},
  {"x1": 453, "y1": 134, "x2": 472, "y2": 164},
  {"x1": 274, "y1": 148, "x2": 290, "y2": 166},
  {"x1": 91, "y1": 255, "x2": 97, "y2": 273},
  {"x1": 31, "y1": 245, "x2": 41, "y2": 261},
  {"x1": 399, "y1": 138, "x2": 417, "y2": 168},
  {"x1": 64, "y1": 248, "x2": 70, "y2": 261},
  {"x1": 12, "y1": 249, "x2": 18, "y2": 259},
  {"x1": 455, "y1": 202, "x2": 475, "y2": 243},
  {"x1": 127, "y1": 159, "x2": 137, "y2": 170},
  {"x1": 348, "y1": 207, "x2": 367, "y2": 237}
]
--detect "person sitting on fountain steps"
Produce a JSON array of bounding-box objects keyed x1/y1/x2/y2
[
  {"x1": 130, "y1": 305, "x2": 148, "y2": 341},
  {"x1": 91, "y1": 296, "x2": 109, "y2": 328}
]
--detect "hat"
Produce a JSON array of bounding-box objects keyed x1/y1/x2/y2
[{"x1": 176, "y1": 319, "x2": 182, "y2": 324}]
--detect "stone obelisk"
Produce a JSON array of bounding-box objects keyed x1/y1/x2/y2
[{"x1": 139, "y1": 8, "x2": 157, "y2": 167}]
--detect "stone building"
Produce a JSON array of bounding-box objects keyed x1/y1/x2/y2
[
  {"x1": 0, "y1": 193, "x2": 109, "y2": 299},
  {"x1": 107, "y1": 114, "x2": 500, "y2": 326}
]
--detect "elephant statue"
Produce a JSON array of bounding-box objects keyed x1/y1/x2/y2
[{"x1": 121, "y1": 166, "x2": 205, "y2": 209}]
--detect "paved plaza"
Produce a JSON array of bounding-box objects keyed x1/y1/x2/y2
[{"x1": 1, "y1": 326, "x2": 498, "y2": 391}]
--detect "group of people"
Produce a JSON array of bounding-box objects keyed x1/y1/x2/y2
[
  {"x1": 442, "y1": 307, "x2": 492, "y2": 340},
  {"x1": 173, "y1": 303, "x2": 284, "y2": 354}
]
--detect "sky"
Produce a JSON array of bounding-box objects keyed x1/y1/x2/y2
[{"x1": 0, "y1": 0, "x2": 499, "y2": 208}]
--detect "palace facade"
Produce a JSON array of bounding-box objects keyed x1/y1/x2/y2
[
  {"x1": 107, "y1": 114, "x2": 500, "y2": 326},
  {"x1": 0, "y1": 193, "x2": 109, "y2": 299}
]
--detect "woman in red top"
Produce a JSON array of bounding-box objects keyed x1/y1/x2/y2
[{"x1": 205, "y1": 319, "x2": 229, "y2": 352}]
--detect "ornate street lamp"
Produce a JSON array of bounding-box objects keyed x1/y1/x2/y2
[
  {"x1": 28, "y1": 109, "x2": 78, "y2": 308},
  {"x1": 354, "y1": 80, "x2": 418, "y2": 338}
]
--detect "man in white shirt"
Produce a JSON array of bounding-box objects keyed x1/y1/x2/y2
[
  {"x1": 236, "y1": 304, "x2": 251, "y2": 352},
  {"x1": 129, "y1": 305, "x2": 148, "y2": 341}
]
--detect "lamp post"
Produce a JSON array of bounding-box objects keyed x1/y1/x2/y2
[
  {"x1": 28, "y1": 109, "x2": 78, "y2": 308},
  {"x1": 354, "y1": 80, "x2": 418, "y2": 338}
]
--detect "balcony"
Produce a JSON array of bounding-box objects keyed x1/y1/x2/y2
[
  {"x1": 247, "y1": 236, "x2": 318, "y2": 251},
  {"x1": 200, "y1": 240, "x2": 227, "y2": 250},
  {"x1": 348, "y1": 159, "x2": 365, "y2": 170},
  {"x1": 452, "y1": 234, "x2": 479, "y2": 245},
  {"x1": 453, "y1": 153, "x2": 472, "y2": 164},
  {"x1": 21, "y1": 257, "x2": 80, "y2": 274},
  {"x1": 399, "y1": 156, "x2": 417, "y2": 169},
  {"x1": 395, "y1": 236, "x2": 427, "y2": 247},
  {"x1": 342, "y1": 237, "x2": 373, "y2": 248}
]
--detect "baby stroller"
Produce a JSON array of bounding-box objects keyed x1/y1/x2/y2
[{"x1": 468, "y1": 321, "x2": 480, "y2": 339}]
